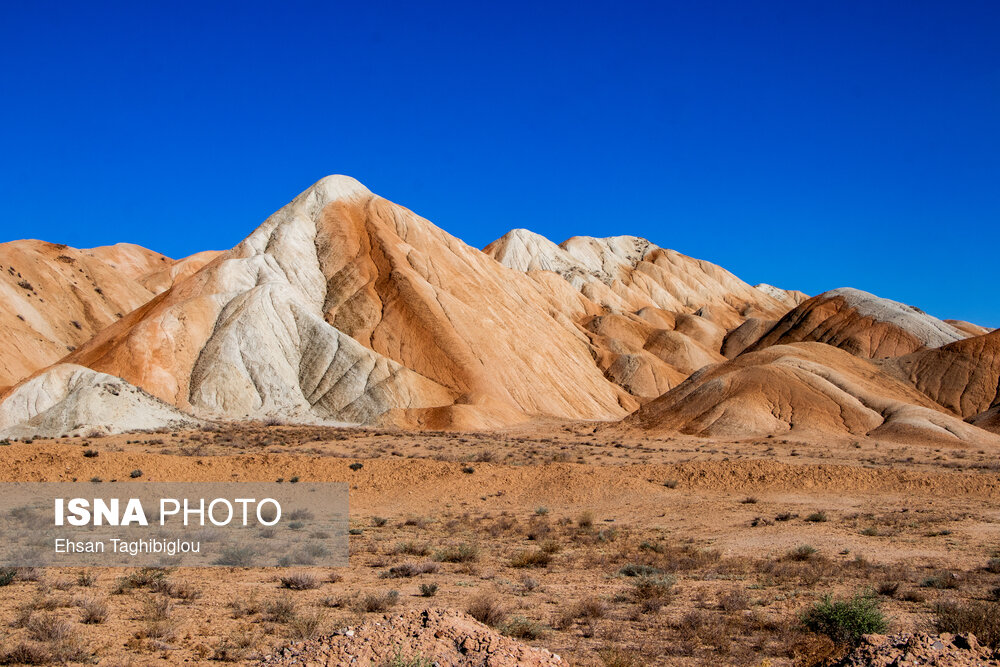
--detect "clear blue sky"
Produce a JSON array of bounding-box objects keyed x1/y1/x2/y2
[{"x1": 1, "y1": 1, "x2": 997, "y2": 326}]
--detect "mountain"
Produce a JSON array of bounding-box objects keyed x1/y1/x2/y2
[
  {"x1": 0, "y1": 240, "x2": 219, "y2": 394},
  {"x1": 748, "y1": 288, "x2": 968, "y2": 359},
  {"x1": 483, "y1": 228, "x2": 801, "y2": 399},
  {"x1": 9, "y1": 176, "x2": 638, "y2": 433},
  {"x1": 620, "y1": 342, "x2": 999, "y2": 445}
]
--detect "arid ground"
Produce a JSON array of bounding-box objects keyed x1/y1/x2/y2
[{"x1": 0, "y1": 424, "x2": 997, "y2": 665}]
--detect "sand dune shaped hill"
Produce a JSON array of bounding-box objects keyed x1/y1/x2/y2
[
  {"x1": 620, "y1": 342, "x2": 1000, "y2": 445},
  {"x1": 749, "y1": 287, "x2": 968, "y2": 359},
  {"x1": 885, "y1": 330, "x2": 1000, "y2": 419}
]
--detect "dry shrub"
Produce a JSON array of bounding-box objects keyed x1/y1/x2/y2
[
  {"x1": 26, "y1": 614, "x2": 75, "y2": 643},
  {"x1": 212, "y1": 628, "x2": 261, "y2": 662},
  {"x1": 502, "y1": 615, "x2": 546, "y2": 639},
  {"x1": 718, "y1": 588, "x2": 750, "y2": 612},
  {"x1": 229, "y1": 593, "x2": 262, "y2": 618},
  {"x1": 76, "y1": 596, "x2": 108, "y2": 624},
  {"x1": 288, "y1": 610, "x2": 325, "y2": 640},
  {"x1": 151, "y1": 577, "x2": 202, "y2": 601},
  {"x1": 385, "y1": 562, "x2": 439, "y2": 578},
  {"x1": 434, "y1": 543, "x2": 479, "y2": 563},
  {"x1": 114, "y1": 567, "x2": 168, "y2": 594},
  {"x1": 0, "y1": 642, "x2": 53, "y2": 665},
  {"x1": 598, "y1": 646, "x2": 643, "y2": 667},
  {"x1": 510, "y1": 549, "x2": 552, "y2": 568},
  {"x1": 264, "y1": 594, "x2": 298, "y2": 622},
  {"x1": 466, "y1": 593, "x2": 507, "y2": 627},
  {"x1": 356, "y1": 590, "x2": 399, "y2": 613},
  {"x1": 934, "y1": 600, "x2": 1000, "y2": 648},
  {"x1": 280, "y1": 572, "x2": 319, "y2": 590},
  {"x1": 394, "y1": 541, "x2": 430, "y2": 556}
]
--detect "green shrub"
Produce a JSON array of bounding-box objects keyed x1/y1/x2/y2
[
  {"x1": 800, "y1": 592, "x2": 888, "y2": 645},
  {"x1": 0, "y1": 567, "x2": 16, "y2": 586}
]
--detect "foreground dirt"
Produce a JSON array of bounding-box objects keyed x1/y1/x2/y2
[
  {"x1": 836, "y1": 633, "x2": 1000, "y2": 666},
  {"x1": 257, "y1": 609, "x2": 564, "y2": 666},
  {"x1": 0, "y1": 424, "x2": 997, "y2": 665}
]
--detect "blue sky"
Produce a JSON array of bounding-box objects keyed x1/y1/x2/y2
[{"x1": 1, "y1": 1, "x2": 997, "y2": 326}]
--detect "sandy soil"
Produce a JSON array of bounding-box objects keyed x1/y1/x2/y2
[{"x1": 0, "y1": 423, "x2": 997, "y2": 665}]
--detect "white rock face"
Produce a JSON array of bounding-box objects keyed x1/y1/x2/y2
[
  {"x1": 0, "y1": 364, "x2": 200, "y2": 438},
  {"x1": 826, "y1": 288, "x2": 965, "y2": 349}
]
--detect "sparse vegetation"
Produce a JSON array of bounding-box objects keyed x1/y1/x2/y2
[{"x1": 76, "y1": 596, "x2": 108, "y2": 624}]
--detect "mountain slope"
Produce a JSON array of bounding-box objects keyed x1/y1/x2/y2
[
  {"x1": 0, "y1": 240, "x2": 221, "y2": 394},
  {"x1": 0, "y1": 363, "x2": 200, "y2": 438},
  {"x1": 749, "y1": 288, "x2": 967, "y2": 359},
  {"x1": 484, "y1": 229, "x2": 793, "y2": 326}
]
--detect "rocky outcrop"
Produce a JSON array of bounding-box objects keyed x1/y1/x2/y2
[
  {"x1": 0, "y1": 363, "x2": 200, "y2": 438},
  {"x1": 835, "y1": 632, "x2": 999, "y2": 666}
]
